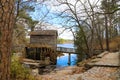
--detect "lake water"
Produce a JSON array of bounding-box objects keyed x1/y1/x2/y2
[{"x1": 56, "y1": 44, "x2": 77, "y2": 67}]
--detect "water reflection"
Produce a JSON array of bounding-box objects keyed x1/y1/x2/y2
[{"x1": 56, "y1": 53, "x2": 77, "y2": 67}]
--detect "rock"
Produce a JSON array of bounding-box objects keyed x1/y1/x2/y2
[
  {"x1": 97, "y1": 51, "x2": 108, "y2": 58},
  {"x1": 45, "y1": 57, "x2": 51, "y2": 65},
  {"x1": 31, "y1": 68, "x2": 39, "y2": 75}
]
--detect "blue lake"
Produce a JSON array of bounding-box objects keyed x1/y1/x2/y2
[{"x1": 56, "y1": 44, "x2": 77, "y2": 67}]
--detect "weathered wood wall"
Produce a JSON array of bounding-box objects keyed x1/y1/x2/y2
[
  {"x1": 30, "y1": 35, "x2": 57, "y2": 49},
  {"x1": 25, "y1": 30, "x2": 58, "y2": 64},
  {"x1": 29, "y1": 30, "x2": 57, "y2": 50}
]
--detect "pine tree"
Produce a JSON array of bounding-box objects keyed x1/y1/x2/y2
[{"x1": 0, "y1": 0, "x2": 15, "y2": 79}]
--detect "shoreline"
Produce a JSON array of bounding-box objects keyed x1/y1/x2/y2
[{"x1": 34, "y1": 51, "x2": 120, "y2": 80}]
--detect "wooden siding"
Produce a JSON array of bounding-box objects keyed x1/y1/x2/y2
[{"x1": 30, "y1": 30, "x2": 57, "y2": 50}]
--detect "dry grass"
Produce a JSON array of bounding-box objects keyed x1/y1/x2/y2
[{"x1": 95, "y1": 36, "x2": 120, "y2": 51}]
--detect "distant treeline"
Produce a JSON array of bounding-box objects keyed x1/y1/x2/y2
[{"x1": 57, "y1": 38, "x2": 73, "y2": 44}]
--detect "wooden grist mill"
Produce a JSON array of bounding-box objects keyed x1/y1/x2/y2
[{"x1": 25, "y1": 30, "x2": 58, "y2": 65}]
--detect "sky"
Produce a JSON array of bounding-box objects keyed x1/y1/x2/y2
[
  {"x1": 29, "y1": 0, "x2": 101, "y2": 40},
  {"x1": 29, "y1": 1, "x2": 74, "y2": 40},
  {"x1": 34, "y1": 22, "x2": 74, "y2": 40}
]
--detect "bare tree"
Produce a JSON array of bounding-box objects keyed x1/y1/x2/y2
[
  {"x1": 55, "y1": 0, "x2": 95, "y2": 57},
  {"x1": 39, "y1": 0, "x2": 120, "y2": 57},
  {"x1": 99, "y1": 0, "x2": 120, "y2": 51}
]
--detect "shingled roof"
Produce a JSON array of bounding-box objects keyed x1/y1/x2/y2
[{"x1": 29, "y1": 30, "x2": 58, "y2": 36}]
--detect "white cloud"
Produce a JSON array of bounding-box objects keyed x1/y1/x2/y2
[
  {"x1": 35, "y1": 22, "x2": 73, "y2": 40},
  {"x1": 59, "y1": 29, "x2": 74, "y2": 40}
]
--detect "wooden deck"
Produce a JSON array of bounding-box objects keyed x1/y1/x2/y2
[{"x1": 22, "y1": 58, "x2": 49, "y2": 68}]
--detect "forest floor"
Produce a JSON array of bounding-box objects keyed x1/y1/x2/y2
[{"x1": 36, "y1": 51, "x2": 120, "y2": 80}]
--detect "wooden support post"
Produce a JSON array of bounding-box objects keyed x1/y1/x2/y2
[
  {"x1": 68, "y1": 53, "x2": 71, "y2": 65},
  {"x1": 25, "y1": 47, "x2": 28, "y2": 58},
  {"x1": 35, "y1": 48, "x2": 37, "y2": 60},
  {"x1": 34, "y1": 47, "x2": 37, "y2": 60},
  {"x1": 41, "y1": 47, "x2": 43, "y2": 60},
  {"x1": 40, "y1": 47, "x2": 42, "y2": 60},
  {"x1": 34, "y1": 48, "x2": 36, "y2": 60},
  {"x1": 40, "y1": 47, "x2": 41, "y2": 60}
]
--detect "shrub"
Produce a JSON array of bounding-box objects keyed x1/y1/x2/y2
[{"x1": 10, "y1": 55, "x2": 35, "y2": 80}]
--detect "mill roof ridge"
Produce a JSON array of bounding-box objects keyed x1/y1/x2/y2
[{"x1": 29, "y1": 30, "x2": 58, "y2": 36}]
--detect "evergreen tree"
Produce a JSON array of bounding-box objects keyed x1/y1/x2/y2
[{"x1": 0, "y1": 0, "x2": 15, "y2": 79}]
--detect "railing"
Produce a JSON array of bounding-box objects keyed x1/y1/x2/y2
[{"x1": 57, "y1": 47, "x2": 75, "y2": 53}]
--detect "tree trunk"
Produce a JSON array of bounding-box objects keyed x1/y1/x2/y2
[
  {"x1": 0, "y1": 0, "x2": 15, "y2": 80},
  {"x1": 105, "y1": 14, "x2": 109, "y2": 51}
]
